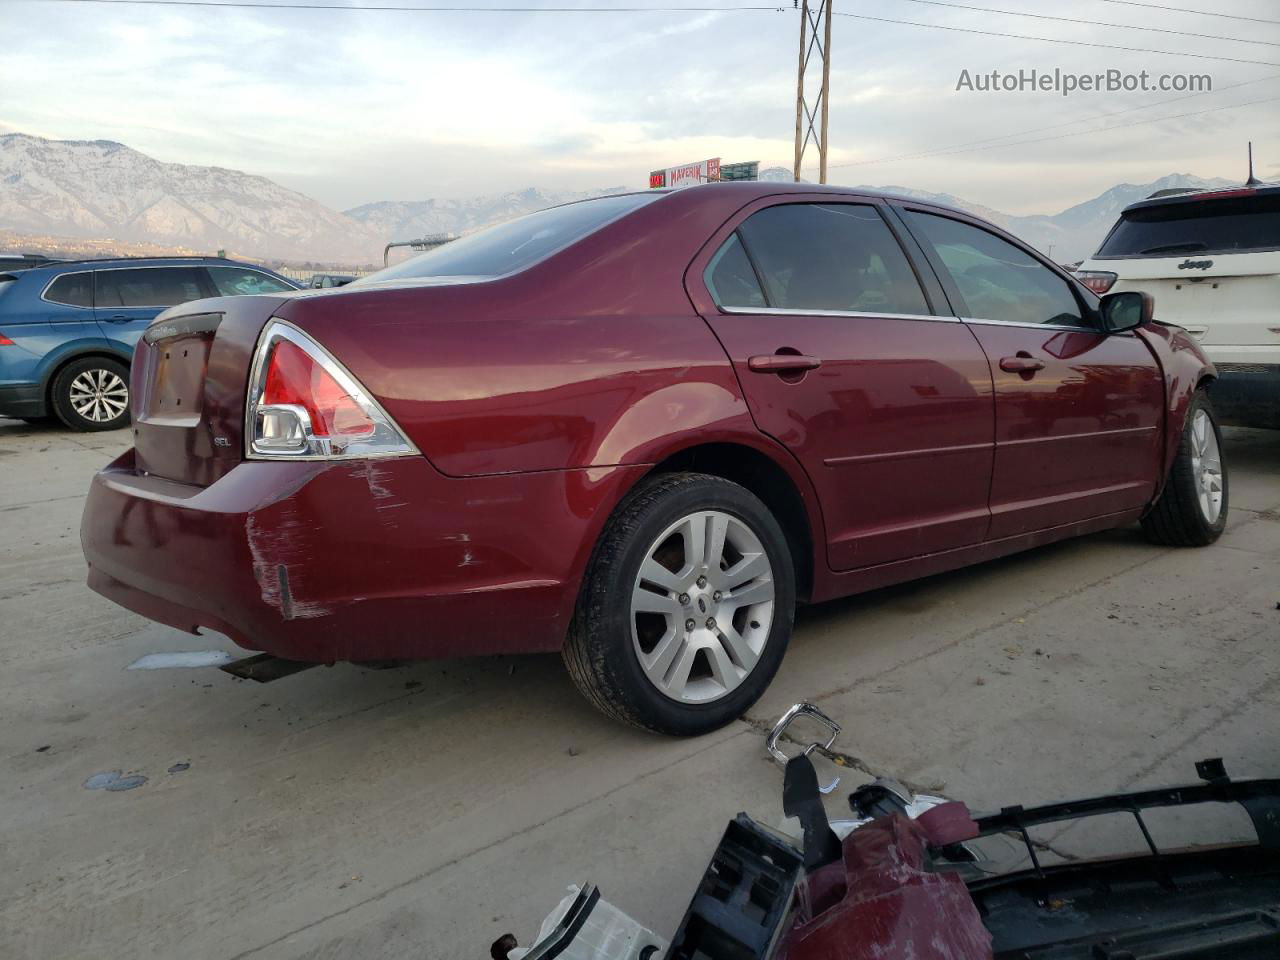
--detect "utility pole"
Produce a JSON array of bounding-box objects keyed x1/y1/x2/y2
[{"x1": 793, "y1": 0, "x2": 833, "y2": 183}]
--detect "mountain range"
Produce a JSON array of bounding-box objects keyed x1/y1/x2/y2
[{"x1": 0, "y1": 133, "x2": 1239, "y2": 265}]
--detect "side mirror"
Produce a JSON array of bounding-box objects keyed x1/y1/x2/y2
[{"x1": 1099, "y1": 290, "x2": 1153, "y2": 333}]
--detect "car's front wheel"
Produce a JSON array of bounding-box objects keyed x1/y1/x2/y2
[
  {"x1": 51, "y1": 357, "x2": 131, "y2": 432},
  {"x1": 1141, "y1": 389, "x2": 1228, "y2": 546},
  {"x1": 564, "y1": 472, "x2": 795, "y2": 736}
]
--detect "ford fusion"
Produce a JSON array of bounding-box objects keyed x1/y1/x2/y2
[{"x1": 80, "y1": 183, "x2": 1225, "y2": 735}]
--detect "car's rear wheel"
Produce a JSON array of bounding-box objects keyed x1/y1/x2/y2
[
  {"x1": 1141, "y1": 389, "x2": 1228, "y2": 546},
  {"x1": 564, "y1": 472, "x2": 795, "y2": 736},
  {"x1": 51, "y1": 358, "x2": 131, "y2": 432}
]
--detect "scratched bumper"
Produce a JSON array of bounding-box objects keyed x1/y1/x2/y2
[{"x1": 81, "y1": 449, "x2": 645, "y2": 662}]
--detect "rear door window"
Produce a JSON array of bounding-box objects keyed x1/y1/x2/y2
[
  {"x1": 905, "y1": 212, "x2": 1087, "y2": 328},
  {"x1": 206, "y1": 267, "x2": 295, "y2": 296},
  {"x1": 44, "y1": 272, "x2": 94, "y2": 307},
  {"x1": 733, "y1": 203, "x2": 931, "y2": 315},
  {"x1": 704, "y1": 234, "x2": 766, "y2": 308},
  {"x1": 1096, "y1": 191, "x2": 1280, "y2": 258},
  {"x1": 95, "y1": 267, "x2": 209, "y2": 308}
]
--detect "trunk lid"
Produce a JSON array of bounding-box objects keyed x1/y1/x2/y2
[{"x1": 130, "y1": 294, "x2": 288, "y2": 486}]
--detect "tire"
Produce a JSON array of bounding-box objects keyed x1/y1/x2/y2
[
  {"x1": 1141, "y1": 389, "x2": 1228, "y2": 547},
  {"x1": 51, "y1": 358, "x2": 131, "y2": 432},
  {"x1": 564, "y1": 472, "x2": 796, "y2": 736}
]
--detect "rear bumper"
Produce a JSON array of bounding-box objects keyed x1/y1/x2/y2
[
  {"x1": 1209, "y1": 364, "x2": 1280, "y2": 429},
  {"x1": 0, "y1": 383, "x2": 45, "y2": 419},
  {"x1": 81, "y1": 449, "x2": 646, "y2": 662}
]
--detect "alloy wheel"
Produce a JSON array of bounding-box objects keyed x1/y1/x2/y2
[
  {"x1": 69, "y1": 369, "x2": 129, "y2": 424},
  {"x1": 1189, "y1": 409, "x2": 1223, "y2": 524},
  {"x1": 630, "y1": 510, "x2": 775, "y2": 704}
]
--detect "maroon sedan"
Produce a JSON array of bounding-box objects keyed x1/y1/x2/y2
[{"x1": 81, "y1": 183, "x2": 1226, "y2": 735}]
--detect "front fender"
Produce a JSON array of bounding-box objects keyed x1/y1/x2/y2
[{"x1": 1137, "y1": 322, "x2": 1216, "y2": 484}]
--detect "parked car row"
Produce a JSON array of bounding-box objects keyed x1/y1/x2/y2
[{"x1": 79, "y1": 182, "x2": 1227, "y2": 734}]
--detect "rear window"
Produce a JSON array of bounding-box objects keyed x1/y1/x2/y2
[
  {"x1": 1096, "y1": 191, "x2": 1280, "y2": 258},
  {"x1": 364, "y1": 193, "x2": 662, "y2": 283},
  {"x1": 44, "y1": 272, "x2": 94, "y2": 307}
]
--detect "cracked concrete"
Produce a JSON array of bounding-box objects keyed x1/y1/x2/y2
[{"x1": 1, "y1": 419, "x2": 1277, "y2": 959}]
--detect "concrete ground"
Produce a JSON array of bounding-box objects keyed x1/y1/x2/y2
[{"x1": 2, "y1": 418, "x2": 1277, "y2": 959}]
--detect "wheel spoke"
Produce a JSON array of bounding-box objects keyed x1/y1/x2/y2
[
  {"x1": 632, "y1": 589, "x2": 681, "y2": 616},
  {"x1": 705, "y1": 637, "x2": 741, "y2": 690},
  {"x1": 639, "y1": 558, "x2": 683, "y2": 592},
  {"x1": 725, "y1": 578, "x2": 773, "y2": 609},
  {"x1": 662, "y1": 641, "x2": 699, "y2": 700},
  {"x1": 679, "y1": 515, "x2": 707, "y2": 571},
  {"x1": 643, "y1": 629, "x2": 683, "y2": 683},
  {"x1": 705, "y1": 512, "x2": 729, "y2": 573},
  {"x1": 717, "y1": 623, "x2": 758, "y2": 671},
  {"x1": 722, "y1": 552, "x2": 769, "y2": 590}
]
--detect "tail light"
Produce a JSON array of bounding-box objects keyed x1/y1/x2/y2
[
  {"x1": 0, "y1": 331, "x2": 14, "y2": 345},
  {"x1": 246, "y1": 320, "x2": 416, "y2": 460},
  {"x1": 1076, "y1": 271, "x2": 1118, "y2": 295}
]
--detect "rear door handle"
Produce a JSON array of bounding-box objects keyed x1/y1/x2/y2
[
  {"x1": 999, "y1": 355, "x2": 1045, "y2": 373},
  {"x1": 747, "y1": 354, "x2": 822, "y2": 373},
  {"x1": 104, "y1": 315, "x2": 132, "y2": 323}
]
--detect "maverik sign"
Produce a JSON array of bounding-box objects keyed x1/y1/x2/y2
[{"x1": 649, "y1": 157, "x2": 721, "y2": 189}]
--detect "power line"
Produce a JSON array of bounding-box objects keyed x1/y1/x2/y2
[
  {"x1": 889, "y1": 0, "x2": 1280, "y2": 48},
  {"x1": 1089, "y1": 0, "x2": 1280, "y2": 27},
  {"x1": 828, "y1": 93, "x2": 1280, "y2": 169},
  {"x1": 831, "y1": 10, "x2": 1280, "y2": 66},
  {"x1": 844, "y1": 72, "x2": 1280, "y2": 163}
]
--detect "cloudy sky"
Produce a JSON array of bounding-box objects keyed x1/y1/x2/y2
[{"x1": 3, "y1": 0, "x2": 1278, "y2": 214}]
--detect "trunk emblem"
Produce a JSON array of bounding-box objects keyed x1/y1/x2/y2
[
  {"x1": 1178, "y1": 258, "x2": 1213, "y2": 270},
  {"x1": 213, "y1": 437, "x2": 231, "y2": 447}
]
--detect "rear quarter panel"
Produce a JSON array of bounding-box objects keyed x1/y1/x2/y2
[{"x1": 271, "y1": 190, "x2": 765, "y2": 477}]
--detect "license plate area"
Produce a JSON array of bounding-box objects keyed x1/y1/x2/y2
[{"x1": 139, "y1": 312, "x2": 222, "y2": 426}]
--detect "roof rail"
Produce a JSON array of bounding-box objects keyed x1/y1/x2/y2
[{"x1": 25, "y1": 255, "x2": 242, "y2": 268}]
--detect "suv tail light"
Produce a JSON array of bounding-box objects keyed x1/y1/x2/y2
[
  {"x1": 1076, "y1": 271, "x2": 1118, "y2": 295},
  {"x1": 246, "y1": 320, "x2": 417, "y2": 460}
]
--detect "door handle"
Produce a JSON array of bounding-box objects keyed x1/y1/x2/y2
[
  {"x1": 999, "y1": 355, "x2": 1046, "y2": 373},
  {"x1": 104, "y1": 315, "x2": 132, "y2": 323},
  {"x1": 747, "y1": 354, "x2": 822, "y2": 373}
]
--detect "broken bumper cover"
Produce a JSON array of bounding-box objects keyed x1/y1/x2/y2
[{"x1": 81, "y1": 449, "x2": 645, "y2": 662}]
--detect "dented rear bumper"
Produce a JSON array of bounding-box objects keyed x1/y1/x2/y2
[{"x1": 81, "y1": 449, "x2": 645, "y2": 662}]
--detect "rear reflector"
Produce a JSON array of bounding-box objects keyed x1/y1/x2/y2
[
  {"x1": 246, "y1": 320, "x2": 416, "y2": 460},
  {"x1": 1076, "y1": 271, "x2": 1118, "y2": 295}
]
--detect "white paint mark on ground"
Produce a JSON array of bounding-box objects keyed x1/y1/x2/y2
[{"x1": 127, "y1": 651, "x2": 235, "y2": 670}]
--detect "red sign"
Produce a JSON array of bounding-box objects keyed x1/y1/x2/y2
[{"x1": 649, "y1": 158, "x2": 721, "y2": 189}]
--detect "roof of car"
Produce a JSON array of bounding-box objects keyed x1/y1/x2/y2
[{"x1": 1121, "y1": 181, "x2": 1280, "y2": 215}]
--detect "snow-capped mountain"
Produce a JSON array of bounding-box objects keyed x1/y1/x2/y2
[
  {"x1": 0, "y1": 133, "x2": 383, "y2": 263},
  {"x1": 343, "y1": 186, "x2": 628, "y2": 240},
  {"x1": 0, "y1": 133, "x2": 1244, "y2": 265}
]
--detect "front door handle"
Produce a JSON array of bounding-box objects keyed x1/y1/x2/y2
[
  {"x1": 104, "y1": 315, "x2": 132, "y2": 323},
  {"x1": 999, "y1": 355, "x2": 1046, "y2": 373},
  {"x1": 747, "y1": 354, "x2": 822, "y2": 373}
]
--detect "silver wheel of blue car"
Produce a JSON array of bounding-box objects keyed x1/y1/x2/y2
[
  {"x1": 51, "y1": 357, "x2": 132, "y2": 432},
  {"x1": 70, "y1": 369, "x2": 129, "y2": 424}
]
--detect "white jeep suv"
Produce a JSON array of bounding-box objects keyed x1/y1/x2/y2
[{"x1": 1078, "y1": 184, "x2": 1279, "y2": 429}]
